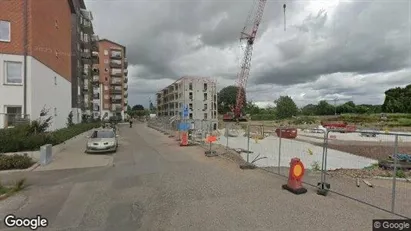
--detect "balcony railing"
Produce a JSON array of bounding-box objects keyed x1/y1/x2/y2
[
  {"x1": 110, "y1": 50, "x2": 122, "y2": 59},
  {"x1": 93, "y1": 93, "x2": 99, "y2": 99},
  {"x1": 109, "y1": 60, "x2": 122, "y2": 68},
  {"x1": 111, "y1": 88, "x2": 122, "y2": 94},
  {"x1": 92, "y1": 75, "x2": 99, "y2": 83},
  {"x1": 124, "y1": 69, "x2": 128, "y2": 76},
  {"x1": 124, "y1": 83, "x2": 128, "y2": 90},
  {"x1": 111, "y1": 79, "x2": 122, "y2": 85},
  {"x1": 111, "y1": 98, "x2": 122, "y2": 103},
  {"x1": 111, "y1": 104, "x2": 122, "y2": 111},
  {"x1": 124, "y1": 76, "x2": 128, "y2": 83},
  {"x1": 124, "y1": 58, "x2": 128, "y2": 68},
  {"x1": 92, "y1": 51, "x2": 99, "y2": 57},
  {"x1": 110, "y1": 69, "x2": 122, "y2": 76}
]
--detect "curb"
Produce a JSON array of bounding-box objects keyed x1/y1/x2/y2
[
  {"x1": 373, "y1": 176, "x2": 411, "y2": 182},
  {"x1": 0, "y1": 162, "x2": 40, "y2": 174}
]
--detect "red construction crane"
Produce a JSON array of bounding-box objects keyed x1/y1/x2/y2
[{"x1": 223, "y1": 0, "x2": 269, "y2": 122}]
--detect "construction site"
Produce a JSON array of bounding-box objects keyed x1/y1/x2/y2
[{"x1": 148, "y1": 0, "x2": 411, "y2": 219}]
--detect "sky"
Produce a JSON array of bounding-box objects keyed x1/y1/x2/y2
[{"x1": 86, "y1": 0, "x2": 411, "y2": 108}]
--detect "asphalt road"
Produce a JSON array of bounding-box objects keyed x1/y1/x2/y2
[{"x1": 0, "y1": 123, "x2": 402, "y2": 231}]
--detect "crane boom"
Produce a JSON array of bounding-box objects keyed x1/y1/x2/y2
[{"x1": 234, "y1": 0, "x2": 268, "y2": 119}]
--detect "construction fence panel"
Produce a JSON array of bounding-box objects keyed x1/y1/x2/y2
[{"x1": 321, "y1": 129, "x2": 411, "y2": 219}]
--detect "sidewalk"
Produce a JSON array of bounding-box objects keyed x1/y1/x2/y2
[{"x1": 34, "y1": 132, "x2": 114, "y2": 171}]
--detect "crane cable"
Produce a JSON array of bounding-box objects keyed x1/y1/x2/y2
[{"x1": 283, "y1": 3, "x2": 287, "y2": 31}]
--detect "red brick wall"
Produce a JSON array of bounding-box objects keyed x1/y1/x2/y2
[
  {"x1": 98, "y1": 40, "x2": 125, "y2": 110},
  {"x1": 0, "y1": 0, "x2": 72, "y2": 82},
  {"x1": 0, "y1": 0, "x2": 25, "y2": 54}
]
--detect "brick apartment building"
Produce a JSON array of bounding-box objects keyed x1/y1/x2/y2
[
  {"x1": 97, "y1": 39, "x2": 128, "y2": 121},
  {"x1": 0, "y1": 0, "x2": 98, "y2": 129}
]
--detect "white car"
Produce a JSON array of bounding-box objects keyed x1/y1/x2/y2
[{"x1": 85, "y1": 129, "x2": 118, "y2": 153}]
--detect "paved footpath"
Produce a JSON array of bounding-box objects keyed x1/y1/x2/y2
[{"x1": 0, "y1": 124, "x2": 401, "y2": 231}]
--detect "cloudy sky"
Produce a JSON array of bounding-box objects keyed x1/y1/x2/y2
[{"x1": 87, "y1": 0, "x2": 411, "y2": 108}]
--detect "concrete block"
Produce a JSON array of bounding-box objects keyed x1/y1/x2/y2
[{"x1": 39, "y1": 144, "x2": 52, "y2": 165}]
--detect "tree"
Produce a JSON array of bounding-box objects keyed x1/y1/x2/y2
[
  {"x1": 274, "y1": 96, "x2": 298, "y2": 119},
  {"x1": 301, "y1": 104, "x2": 317, "y2": 115},
  {"x1": 316, "y1": 100, "x2": 335, "y2": 115},
  {"x1": 132, "y1": 104, "x2": 145, "y2": 111},
  {"x1": 217, "y1": 86, "x2": 246, "y2": 114},
  {"x1": 244, "y1": 101, "x2": 261, "y2": 115},
  {"x1": 382, "y1": 84, "x2": 411, "y2": 113}
]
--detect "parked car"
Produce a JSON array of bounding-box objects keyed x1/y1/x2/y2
[{"x1": 85, "y1": 129, "x2": 118, "y2": 153}]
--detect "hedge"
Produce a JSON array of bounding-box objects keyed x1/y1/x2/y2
[
  {"x1": 0, "y1": 154, "x2": 35, "y2": 170},
  {"x1": 0, "y1": 123, "x2": 100, "y2": 153}
]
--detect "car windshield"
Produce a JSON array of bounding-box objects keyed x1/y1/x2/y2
[{"x1": 91, "y1": 131, "x2": 115, "y2": 138}]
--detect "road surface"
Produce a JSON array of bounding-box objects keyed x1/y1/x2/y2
[{"x1": 0, "y1": 123, "x2": 401, "y2": 230}]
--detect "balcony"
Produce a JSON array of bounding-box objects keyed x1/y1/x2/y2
[
  {"x1": 91, "y1": 35, "x2": 99, "y2": 52},
  {"x1": 111, "y1": 104, "x2": 122, "y2": 112},
  {"x1": 124, "y1": 58, "x2": 128, "y2": 68},
  {"x1": 111, "y1": 87, "x2": 122, "y2": 94},
  {"x1": 93, "y1": 103, "x2": 100, "y2": 111},
  {"x1": 91, "y1": 65, "x2": 99, "y2": 75},
  {"x1": 92, "y1": 75, "x2": 99, "y2": 83},
  {"x1": 111, "y1": 98, "x2": 122, "y2": 104},
  {"x1": 124, "y1": 83, "x2": 128, "y2": 90},
  {"x1": 80, "y1": 10, "x2": 93, "y2": 34},
  {"x1": 110, "y1": 68, "x2": 122, "y2": 77},
  {"x1": 124, "y1": 69, "x2": 128, "y2": 76},
  {"x1": 124, "y1": 91, "x2": 128, "y2": 98},
  {"x1": 109, "y1": 60, "x2": 122, "y2": 68},
  {"x1": 124, "y1": 76, "x2": 128, "y2": 83},
  {"x1": 111, "y1": 78, "x2": 122, "y2": 85},
  {"x1": 110, "y1": 50, "x2": 122, "y2": 59},
  {"x1": 93, "y1": 93, "x2": 100, "y2": 99}
]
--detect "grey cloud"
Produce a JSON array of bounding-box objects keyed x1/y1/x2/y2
[{"x1": 255, "y1": 1, "x2": 410, "y2": 85}]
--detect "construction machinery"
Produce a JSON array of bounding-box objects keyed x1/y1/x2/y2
[{"x1": 223, "y1": 0, "x2": 269, "y2": 122}]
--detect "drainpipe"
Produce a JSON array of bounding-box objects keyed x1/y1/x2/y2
[{"x1": 23, "y1": 0, "x2": 28, "y2": 116}]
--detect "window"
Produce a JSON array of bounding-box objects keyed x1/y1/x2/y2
[
  {"x1": 189, "y1": 113, "x2": 193, "y2": 119},
  {"x1": 189, "y1": 83, "x2": 193, "y2": 90},
  {"x1": 5, "y1": 106, "x2": 22, "y2": 128},
  {"x1": 104, "y1": 68, "x2": 109, "y2": 72},
  {"x1": 204, "y1": 113, "x2": 207, "y2": 119},
  {"x1": 104, "y1": 95, "x2": 109, "y2": 99},
  {"x1": 0, "y1": 20, "x2": 11, "y2": 42},
  {"x1": 104, "y1": 85, "x2": 109, "y2": 90},
  {"x1": 55, "y1": 20, "x2": 59, "y2": 29},
  {"x1": 189, "y1": 103, "x2": 193, "y2": 110},
  {"x1": 54, "y1": 76, "x2": 57, "y2": 85},
  {"x1": 4, "y1": 61, "x2": 23, "y2": 84},
  {"x1": 104, "y1": 103, "x2": 109, "y2": 108},
  {"x1": 204, "y1": 93, "x2": 207, "y2": 100},
  {"x1": 104, "y1": 50, "x2": 108, "y2": 55},
  {"x1": 204, "y1": 103, "x2": 207, "y2": 110},
  {"x1": 203, "y1": 83, "x2": 207, "y2": 90},
  {"x1": 54, "y1": 107, "x2": 57, "y2": 116},
  {"x1": 104, "y1": 59, "x2": 108, "y2": 64}
]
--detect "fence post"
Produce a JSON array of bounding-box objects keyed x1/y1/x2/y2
[
  {"x1": 225, "y1": 123, "x2": 229, "y2": 150},
  {"x1": 317, "y1": 129, "x2": 331, "y2": 196},
  {"x1": 246, "y1": 123, "x2": 250, "y2": 163},
  {"x1": 278, "y1": 127, "x2": 282, "y2": 174},
  {"x1": 391, "y1": 134, "x2": 399, "y2": 213}
]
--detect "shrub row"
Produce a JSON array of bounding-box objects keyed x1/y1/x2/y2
[
  {"x1": 0, "y1": 154, "x2": 35, "y2": 171},
  {"x1": 0, "y1": 123, "x2": 100, "y2": 153}
]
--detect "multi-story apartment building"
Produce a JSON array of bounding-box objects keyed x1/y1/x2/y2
[
  {"x1": 156, "y1": 76, "x2": 218, "y2": 130},
  {"x1": 97, "y1": 39, "x2": 128, "y2": 120},
  {"x1": 0, "y1": 0, "x2": 74, "y2": 130},
  {"x1": 69, "y1": 0, "x2": 100, "y2": 122}
]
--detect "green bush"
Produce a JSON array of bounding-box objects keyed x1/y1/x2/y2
[
  {"x1": 0, "y1": 154, "x2": 35, "y2": 170},
  {"x1": 0, "y1": 123, "x2": 99, "y2": 153}
]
